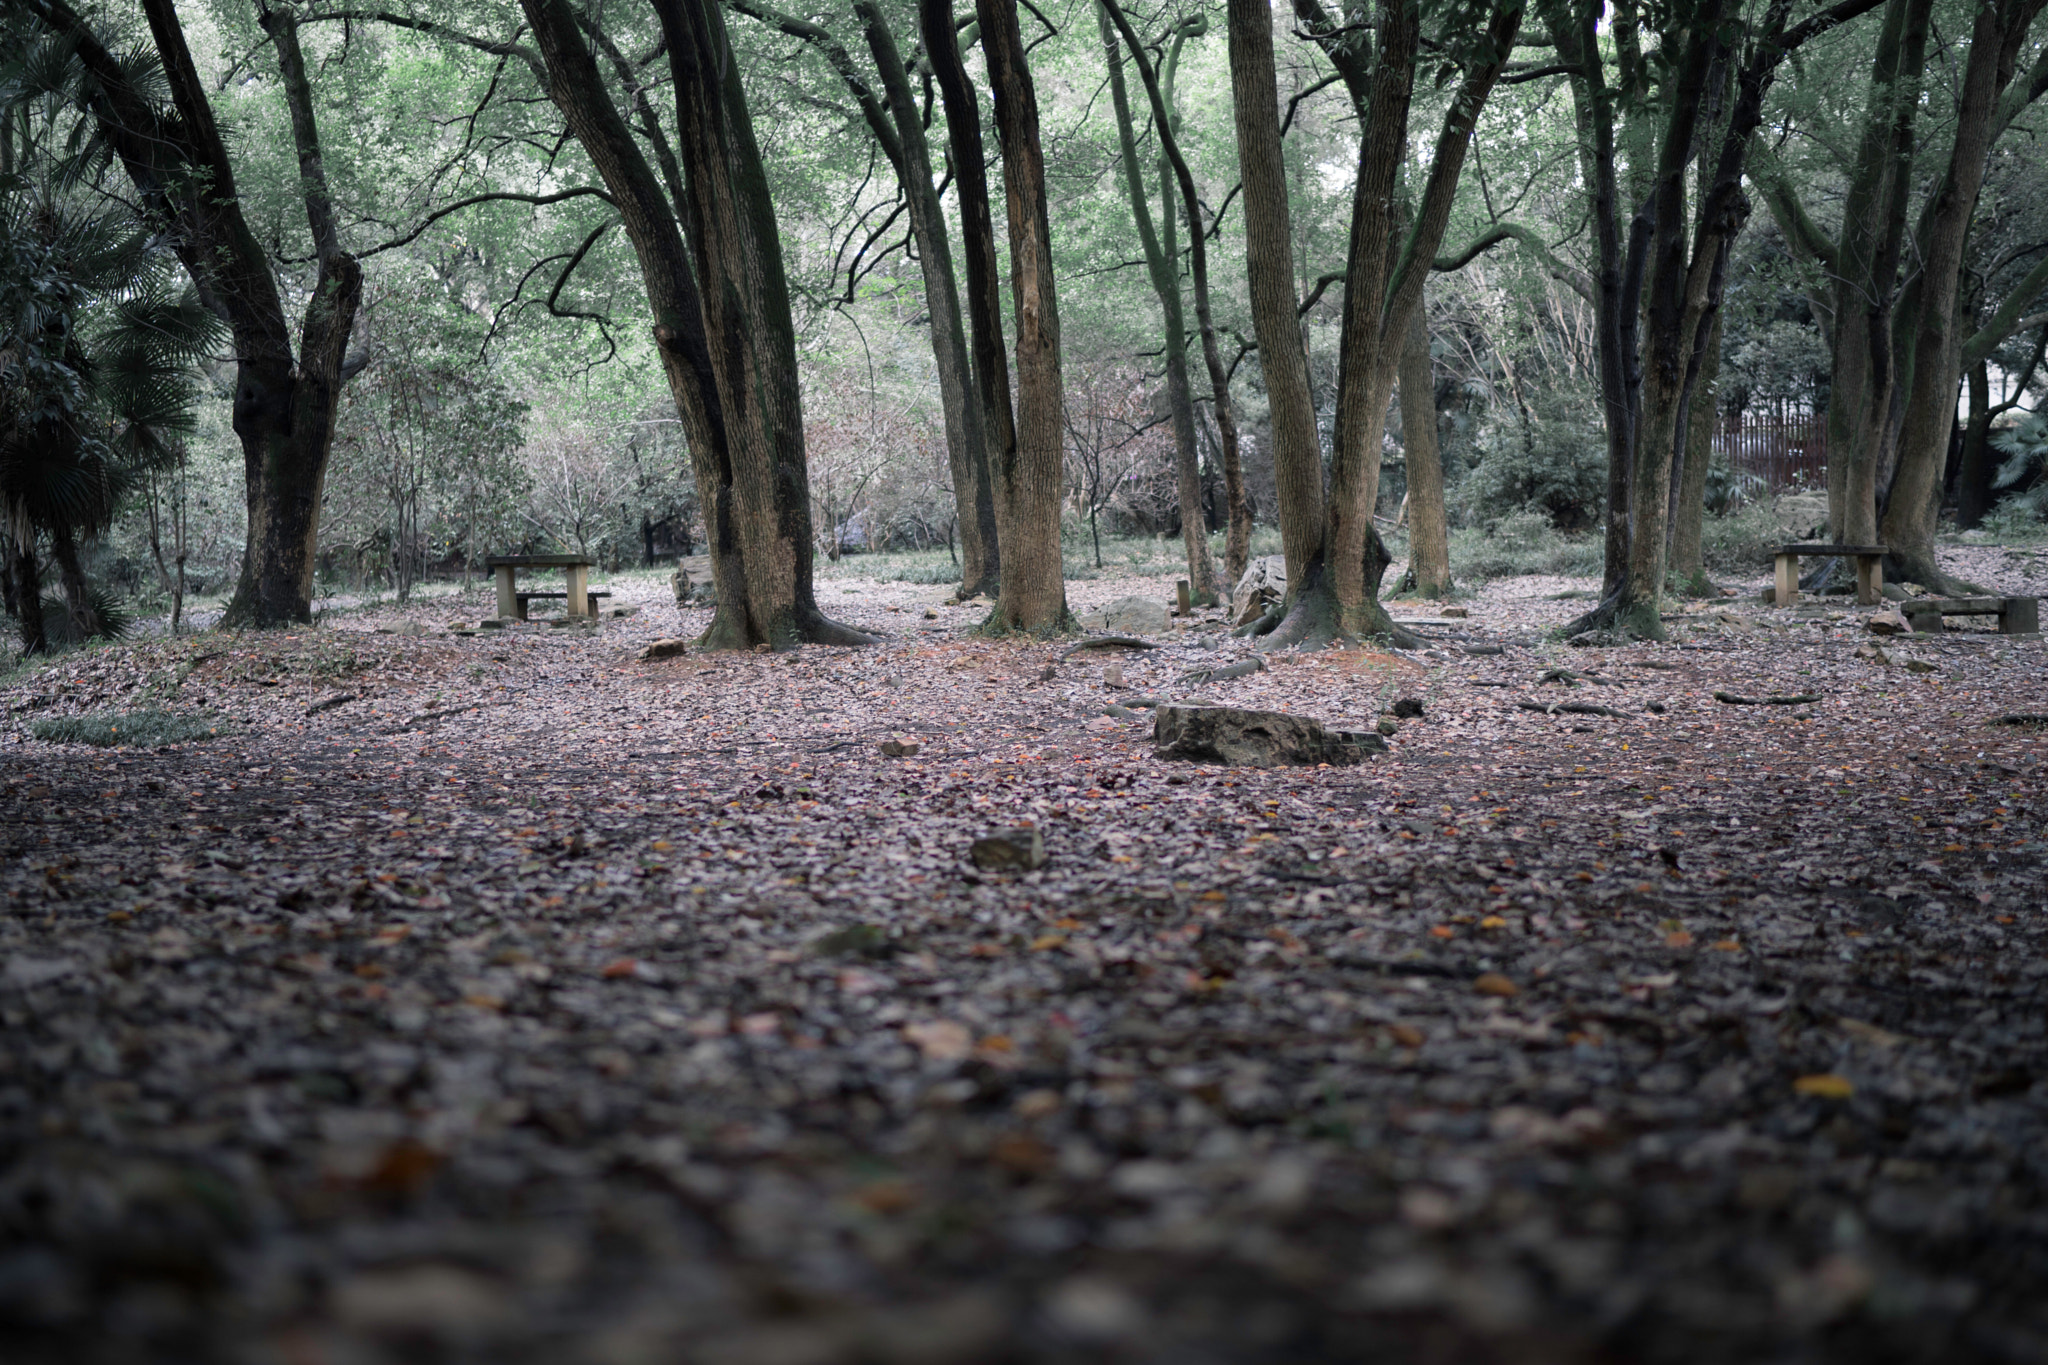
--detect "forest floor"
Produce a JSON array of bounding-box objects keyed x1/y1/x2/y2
[{"x1": 3, "y1": 551, "x2": 2046, "y2": 1364}]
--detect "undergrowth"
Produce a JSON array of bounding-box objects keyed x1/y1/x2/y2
[{"x1": 29, "y1": 709, "x2": 232, "y2": 747}]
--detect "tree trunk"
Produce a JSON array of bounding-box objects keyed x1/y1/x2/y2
[
  {"x1": 1551, "y1": 0, "x2": 1640, "y2": 602},
  {"x1": 1399, "y1": 306, "x2": 1452, "y2": 599},
  {"x1": 1670, "y1": 306, "x2": 1723, "y2": 588},
  {"x1": 523, "y1": 0, "x2": 869, "y2": 649},
  {"x1": 1226, "y1": 0, "x2": 1323, "y2": 598},
  {"x1": 1100, "y1": 0, "x2": 1250, "y2": 589},
  {"x1": 653, "y1": 0, "x2": 877, "y2": 647},
  {"x1": 1881, "y1": 0, "x2": 2047, "y2": 588},
  {"x1": 1955, "y1": 360, "x2": 1996, "y2": 528},
  {"x1": 735, "y1": 0, "x2": 1002, "y2": 602},
  {"x1": 1233, "y1": 0, "x2": 1517, "y2": 648},
  {"x1": 923, "y1": 0, "x2": 1012, "y2": 599},
  {"x1": 976, "y1": 0, "x2": 1070, "y2": 633},
  {"x1": 30, "y1": 0, "x2": 362, "y2": 630},
  {"x1": 1098, "y1": 2, "x2": 1218, "y2": 607},
  {"x1": 858, "y1": 4, "x2": 998, "y2": 601},
  {"x1": 12, "y1": 541, "x2": 47, "y2": 655},
  {"x1": 1821, "y1": 0, "x2": 1933, "y2": 545},
  {"x1": 48, "y1": 523, "x2": 101, "y2": 641}
]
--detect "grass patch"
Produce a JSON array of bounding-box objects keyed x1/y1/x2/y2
[
  {"x1": 816, "y1": 530, "x2": 1267, "y2": 587},
  {"x1": 1451, "y1": 512, "x2": 1604, "y2": 580},
  {"x1": 29, "y1": 709, "x2": 232, "y2": 748}
]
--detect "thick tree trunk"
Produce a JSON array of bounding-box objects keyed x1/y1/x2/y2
[
  {"x1": 976, "y1": 0, "x2": 1070, "y2": 633},
  {"x1": 1670, "y1": 306, "x2": 1723, "y2": 589},
  {"x1": 1226, "y1": 0, "x2": 1323, "y2": 596},
  {"x1": 853, "y1": 1, "x2": 999, "y2": 600},
  {"x1": 523, "y1": 0, "x2": 869, "y2": 649},
  {"x1": 923, "y1": 0, "x2": 1013, "y2": 601},
  {"x1": 1881, "y1": 0, "x2": 2047, "y2": 588},
  {"x1": 222, "y1": 251, "x2": 361, "y2": 627},
  {"x1": 1552, "y1": 0, "x2": 1639, "y2": 602},
  {"x1": 654, "y1": 0, "x2": 873, "y2": 648},
  {"x1": 1399, "y1": 307, "x2": 1452, "y2": 599},
  {"x1": 1097, "y1": 3, "x2": 1218, "y2": 607},
  {"x1": 30, "y1": 0, "x2": 360, "y2": 629},
  {"x1": 1823, "y1": 0, "x2": 1932, "y2": 545}
]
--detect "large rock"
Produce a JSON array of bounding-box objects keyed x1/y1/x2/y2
[
  {"x1": 1153, "y1": 705, "x2": 1385, "y2": 767},
  {"x1": 1231, "y1": 556, "x2": 1287, "y2": 626},
  {"x1": 1077, "y1": 595, "x2": 1171, "y2": 635}
]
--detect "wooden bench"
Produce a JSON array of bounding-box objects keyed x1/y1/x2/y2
[
  {"x1": 1902, "y1": 596, "x2": 2039, "y2": 635},
  {"x1": 515, "y1": 589, "x2": 612, "y2": 616},
  {"x1": 1771, "y1": 543, "x2": 1886, "y2": 606},
  {"x1": 486, "y1": 553, "x2": 599, "y2": 620}
]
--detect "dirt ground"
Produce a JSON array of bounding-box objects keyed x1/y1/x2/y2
[{"x1": 2, "y1": 560, "x2": 2045, "y2": 1364}]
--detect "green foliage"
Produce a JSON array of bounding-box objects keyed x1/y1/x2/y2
[
  {"x1": 1449, "y1": 381, "x2": 1608, "y2": 531},
  {"x1": 1991, "y1": 413, "x2": 2048, "y2": 521},
  {"x1": 29, "y1": 708, "x2": 228, "y2": 747},
  {"x1": 1450, "y1": 512, "x2": 1603, "y2": 580},
  {"x1": 1698, "y1": 500, "x2": 1791, "y2": 575}
]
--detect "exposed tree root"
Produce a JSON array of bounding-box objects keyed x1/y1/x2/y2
[
  {"x1": 1557, "y1": 589, "x2": 1667, "y2": 643},
  {"x1": 698, "y1": 606, "x2": 880, "y2": 652}
]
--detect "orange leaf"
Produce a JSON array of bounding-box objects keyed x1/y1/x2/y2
[
  {"x1": 1794, "y1": 1073, "x2": 1855, "y2": 1099},
  {"x1": 1473, "y1": 972, "x2": 1519, "y2": 997}
]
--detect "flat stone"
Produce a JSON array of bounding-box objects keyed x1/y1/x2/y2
[
  {"x1": 970, "y1": 827, "x2": 1045, "y2": 870},
  {"x1": 1077, "y1": 596, "x2": 1172, "y2": 635},
  {"x1": 1152, "y1": 705, "x2": 1385, "y2": 768}
]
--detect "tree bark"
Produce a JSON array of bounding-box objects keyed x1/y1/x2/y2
[
  {"x1": 1234, "y1": 0, "x2": 1518, "y2": 648},
  {"x1": 1550, "y1": 0, "x2": 1640, "y2": 602},
  {"x1": 1956, "y1": 360, "x2": 1996, "y2": 529},
  {"x1": 1880, "y1": 0, "x2": 2048, "y2": 588},
  {"x1": 922, "y1": 0, "x2": 1013, "y2": 600},
  {"x1": 1098, "y1": 0, "x2": 1250, "y2": 588},
  {"x1": 1670, "y1": 306, "x2": 1723, "y2": 588},
  {"x1": 11, "y1": 541, "x2": 44, "y2": 655},
  {"x1": 521, "y1": 0, "x2": 869, "y2": 648},
  {"x1": 1097, "y1": 2, "x2": 1218, "y2": 607},
  {"x1": 976, "y1": 0, "x2": 1070, "y2": 633},
  {"x1": 1399, "y1": 306, "x2": 1451, "y2": 599},
  {"x1": 1227, "y1": 0, "x2": 1320, "y2": 591},
  {"x1": 27, "y1": 0, "x2": 359, "y2": 629},
  {"x1": 652, "y1": 0, "x2": 876, "y2": 648},
  {"x1": 1822, "y1": 0, "x2": 1933, "y2": 545},
  {"x1": 731, "y1": 0, "x2": 999, "y2": 602}
]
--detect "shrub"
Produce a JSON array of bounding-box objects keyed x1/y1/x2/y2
[
  {"x1": 1451, "y1": 510, "x2": 1603, "y2": 580},
  {"x1": 1450, "y1": 381, "x2": 1608, "y2": 530}
]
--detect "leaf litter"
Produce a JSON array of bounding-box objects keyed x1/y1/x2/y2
[{"x1": 1, "y1": 567, "x2": 2045, "y2": 1363}]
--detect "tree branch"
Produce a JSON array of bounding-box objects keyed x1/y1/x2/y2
[{"x1": 357, "y1": 187, "x2": 616, "y2": 257}]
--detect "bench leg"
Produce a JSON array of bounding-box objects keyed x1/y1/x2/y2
[
  {"x1": 1854, "y1": 554, "x2": 1882, "y2": 606},
  {"x1": 565, "y1": 564, "x2": 590, "y2": 617},
  {"x1": 1774, "y1": 554, "x2": 1799, "y2": 607},
  {"x1": 495, "y1": 567, "x2": 518, "y2": 621},
  {"x1": 2000, "y1": 597, "x2": 2039, "y2": 635}
]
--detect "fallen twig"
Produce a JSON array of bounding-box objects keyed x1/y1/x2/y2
[
  {"x1": 1988, "y1": 713, "x2": 2048, "y2": 727},
  {"x1": 1516, "y1": 700, "x2": 1627, "y2": 718},
  {"x1": 1061, "y1": 636, "x2": 1158, "y2": 659},
  {"x1": 1180, "y1": 658, "x2": 1265, "y2": 684},
  {"x1": 1712, "y1": 691, "x2": 1819, "y2": 706}
]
